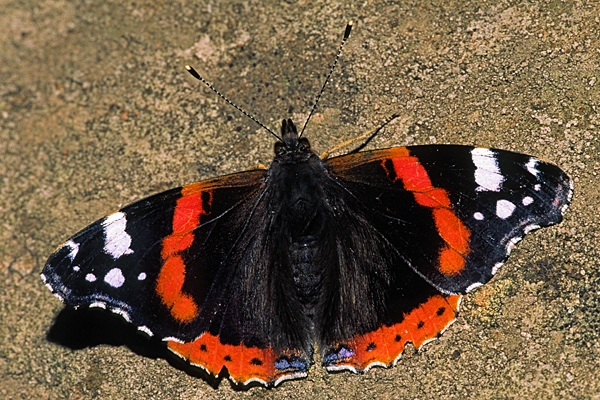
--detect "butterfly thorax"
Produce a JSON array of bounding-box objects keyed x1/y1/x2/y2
[{"x1": 270, "y1": 119, "x2": 326, "y2": 234}]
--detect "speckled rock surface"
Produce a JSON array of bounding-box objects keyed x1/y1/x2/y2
[{"x1": 1, "y1": 0, "x2": 598, "y2": 398}]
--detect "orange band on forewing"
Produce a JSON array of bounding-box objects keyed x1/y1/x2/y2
[
  {"x1": 433, "y1": 208, "x2": 470, "y2": 254},
  {"x1": 156, "y1": 256, "x2": 186, "y2": 306},
  {"x1": 438, "y1": 247, "x2": 466, "y2": 276},
  {"x1": 170, "y1": 294, "x2": 199, "y2": 323},
  {"x1": 413, "y1": 188, "x2": 452, "y2": 208},
  {"x1": 157, "y1": 187, "x2": 211, "y2": 323},
  {"x1": 389, "y1": 154, "x2": 470, "y2": 276},
  {"x1": 392, "y1": 157, "x2": 433, "y2": 192},
  {"x1": 173, "y1": 193, "x2": 204, "y2": 234},
  {"x1": 161, "y1": 233, "x2": 195, "y2": 259}
]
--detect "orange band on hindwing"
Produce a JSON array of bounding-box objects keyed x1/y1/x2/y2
[
  {"x1": 168, "y1": 333, "x2": 280, "y2": 385},
  {"x1": 156, "y1": 187, "x2": 211, "y2": 323},
  {"x1": 388, "y1": 154, "x2": 471, "y2": 276},
  {"x1": 326, "y1": 294, "x2": 462, "y2": 371}
]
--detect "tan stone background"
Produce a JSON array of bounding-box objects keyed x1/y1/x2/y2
[{"x1": 1, "y1": 0, "x2": 598, "y2": 398}]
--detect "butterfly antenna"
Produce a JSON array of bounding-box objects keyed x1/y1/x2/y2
[
  {"x1": 299, "y1": 20, "x2": 353, "y2": 138},
  {"x1": 185, "y1": 65, "x2": 282, "y2": 141}
]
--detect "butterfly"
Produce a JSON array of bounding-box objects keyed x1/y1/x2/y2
[{"x1": 41, "y1": 22, "x2": 572, "y2": 387}]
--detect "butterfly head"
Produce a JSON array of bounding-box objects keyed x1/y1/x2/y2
[{"x1": 274, "y1": 119, "x2": 312, "y2": 159}]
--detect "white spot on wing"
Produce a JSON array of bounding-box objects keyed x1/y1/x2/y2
[
  {"x1": 417, "y1": 336, "x2": 438, "y2": 350},
  {"x1": 363, "y1": 361, "x2": 387, "y2": 371},
  {"x1": 137, "y1": 272, "x2": 147, "y2": 281},
  {"x1": 471, "y1": 148, "x2": 504, "y2": 192},
  {"x1": 496, "y1": 199, "x2": 516, "y2": 219},
  {"x1": 534, "y1": 183, "x2": 541, "y2": 191},
  {"x1": 273, "y1": 372, "x2": 309, "y2": 387},
  {"x1": 506, "y1": 236, "x2": 522, "y2": 254},
  {"x1": 525, "y1": 158, "x2": 539, "y2": 177},
  {"x1": 455, "y1": 296, "x2": 463, "y2": 309},
  {"x1": 491, "y1": 262, "x2": 503, "y2": 275},
  {"x1": 522, "y1": 196, "x2": 534, "y2": 206},
  {"x1": 90, "y1": 301, "x2": 106, "y2": 309},
  {"x1": 562, "y1": 180, "x2": 574, "y2": 214},
  {"x1": 112, "y1": 308, "x2": 131, "y2": 322},
  {"x1": 164, "y1": 336, "x2": 185, "y2": 344},
  {"x1": 325, "y1": 364, "x2": 358, "y2": 373},
  {"x1": 243, "y1": 377, "x2": 270, "y2": 386},
  {"x1": 568, "y1": 179, "x2": 574, "y2": 198},
  {"x1": 85, "y1": 273, "x2": 97, "y2": 282},
  {"x1": 104, "y1": 268, "x2": 125, "y2": 288},
  {"x1": 185, "y1": 359, "x2": 211, "y2": 375},
  {"x1": 473, "y1": 212, "x2": 485, "y2": 220},
  {"x1": 138, "y1": 325, "x2": 154, "y2": 336},
  {"x1": 102, "y1": 212, "x2": 134, "y2": 260},
  {"x1": 393, "y1": 352, "x2": 403, "y2": 366},
  {"x1": 465, "y1": 282, "x2": 483, "y2": 292},
  {"x1": 524, "y1": 224, "x2": 540, "y2": 234},
  {"x1": 63, "y1": 240, "x2": 80, "y2": 261}
]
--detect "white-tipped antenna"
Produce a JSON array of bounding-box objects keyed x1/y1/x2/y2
[
  {"x1": 299, "y1": 21, "x2": 353, "y2": 138},
  {"x1": 184, "y1": 65, "x2": 282, "y2": 141},
  {"x1": 185, "y1": 21, "x2": 353, "y2": 142}
]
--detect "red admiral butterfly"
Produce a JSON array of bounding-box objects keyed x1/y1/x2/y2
[{"x1": 41, "y1": 22, "x2": 572, "y2": 387}]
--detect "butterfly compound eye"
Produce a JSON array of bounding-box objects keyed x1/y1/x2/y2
[
  {"x1": 298, "y1": 138, "x2": 311, "y2": 152},
  {"x1": 274, "y1": 141, "x2": 285, "y2": 155}
]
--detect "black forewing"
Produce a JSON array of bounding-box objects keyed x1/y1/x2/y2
[
  {"x1": 408, "y1": 145, "x2": 572, "y2": 291},
  {"x1": 326, "y1": 145, "x2": 572, "y2": 295},
  {"x1": 42, "y1": 170, "x2": 273, "y2": 341},
  {"x1": 43, "y1": 186, "x2": 183, "y2": 319}
]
